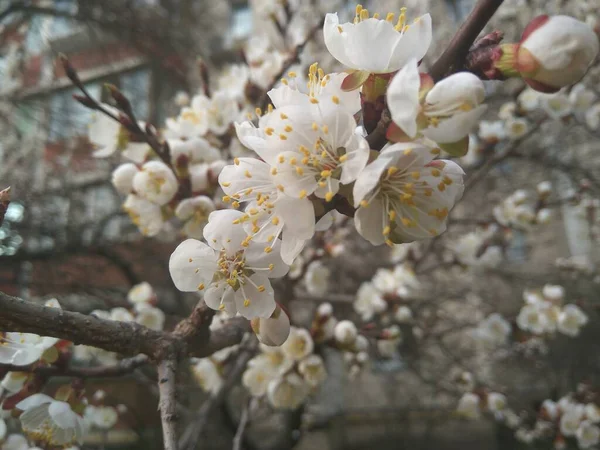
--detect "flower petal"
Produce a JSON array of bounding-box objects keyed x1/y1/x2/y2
[
  {"x1": 169, "y1": 239, "x2": 218, "y2": 292},
  {"x1": 387, "y1": 59, "x2": 421, "y2": 138},
  {"x1": 236, "y1": 275, "x2": 276, "y2": 319}
]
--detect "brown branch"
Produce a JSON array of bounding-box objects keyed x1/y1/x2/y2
[
  {"x1": 0, "y1": 354, "x2": 149, "y2": 378},
  {"x1": 158, "y1": 357, "x2": 179, "y2": 450},
  {"x1": 429, "y1": 0, "x2": 505, "y2": 81},
  {"x1": 0, "y1": 290, "x2": 248, "y2": 360}
]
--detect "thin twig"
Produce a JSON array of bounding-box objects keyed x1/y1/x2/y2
[
  {"x1": 0, "y1": 354, "x2": 149, "y2": 378},
  {"x1": 232, "y1": 399, "x2": 252, "y2": 450},
  {"x1": 158, "y1": 356, "x2": 179, "y2": 450},
  {"x1": 429, "y1": 0, "x2": 505, "y2": 81}
]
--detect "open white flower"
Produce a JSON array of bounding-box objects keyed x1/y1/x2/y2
[
  {"x1": 132, "y1": 161, "x2": 178, "y2": 206},
  {"x1": 0, "y1": 299, "x2": 61, "y2": 366},
  {"x1": 267, "y1": 373, "x2": 309, "y2": 410},
  {"x1": 206, "y1": 90, "x2": 240, "y2": 136},
  {"x1": 475, "y1": 313, "x2": 511, "y2": 346},
  {"x1": 135, "y1": 304, "x2": 165, "y2": 331},
  {"x1": 557, "y1": 304, "x2": 588, "y2": 337},
  {"x1": 298, "y1": 355, "x2": 327, "y2": 387},
  {"x1": 87, "y1": 406, "x2": 118, "y2": 430},
  {"x1": 268, "y1": 64, "x2": 360, "y2": 116},
  {"x1": 127, "y1": 282, "x2": 154, "y2": 305},
  {"x1": 517, "y1": 304, "x2": 554, "y2": 335},
  {"x1": 242, "y1": 363, "x2": 275, "y2": 397},
  {"x1": 561, "y1": 408, "x2": 584, "y2": 436},
  {"x1": 281, "y1": 327, "x2": 314, "y2": 361},
  {"x1": 353, "y1": 142, "x2": 464, "y2": 245},
  {"x1": 123, "y1": 194, "x2": 164, "y2": 237},
  {"x1": 505, "y1": 117, "x2": 530, "y2": 140},
  {"x1": 191, "y1": 358, "x2": 222, "y2": 395},
  {"x1": 577, "y1": 420, "x2": 600, "y2": 448},
  {"x1": 175, "y1": 196, "x2": 215, "y2": 240},
  {"x1": 164, "y1": 96, "x2": 210, "y2": 140},
  {"x1": 219, "y1": 158, "x2": 315, "y2": 264},
  {"x1": 304, "y1": 261, "x2": 330, "y2": 296},
  {"x1": 16, "y1": 394, "x2": 84, "y2": 446},
  {"x1": 169, "y1": 210, "x2": 289, "y2": 319},
  {"x1": 487, "y1": 393, "x2": 507, "y2": 412},
  {"x1": 457, "y1": 393, "x2": 481, "y2": 419},
  {"x1": 169, "y1": 137, "x2": 221, "y2": 166},
  {"x1": 323, "y1": 7, "x2": 431, "y2": 77},
  {"x1": 387, "y1": 60, "x2": 486, "y2": 147},
  {"x1": 449, "y1": 229, "x2": 502, "y2": 268},
  {"x1": 354, "y1": 282, "x2": 387, "y2": 321},
  {"x1": 218, "y1": 64, "x2": 250, "y2": 102}
]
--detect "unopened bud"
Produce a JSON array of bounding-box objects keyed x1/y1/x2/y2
[
  {"x1": 251, "y1": 305, "x2": 291, "y2": 346},
  {"x1": 316, "y1": 302, "x2": 333, "y2": 318},
  {"x1": 517, "y1": 15, "x2": 599, "y2": 92},
  {"x1": 334, "y1": 320, "x2": 357, "y2": 346},
  {"x1": 59, "y1": 54, "x2": 80, "y2": 83},
  {"x1": 106, "y1": 84, "x2": 132, "y2": 113}
]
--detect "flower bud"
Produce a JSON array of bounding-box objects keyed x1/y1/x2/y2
[
  {"x1": 316, "y1": 302, "x2": 333, "y2": 318},
  {"x1": 334, "y1": 320, "x2": 358, "y2": 346},
  {"x1": 112, "y1": 163, "x2": 138, "y2": 195},
  {"x1": 251, "y1": 305, "x2": 290, "y2": 347},
  {"x1": 517, "y1": 15, "x2": 599, "y2": 92}
]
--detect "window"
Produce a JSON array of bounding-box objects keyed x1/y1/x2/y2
[{"x1": 48, "y1": 83, "x2": 101, "y2": 141}]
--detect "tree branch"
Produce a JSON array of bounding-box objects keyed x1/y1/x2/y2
[
  {"x1": 233, "y1": 399, "x2": 252, "y2": 450},
  {"x1": 0, "y1": 290, "x2": 249, "y2": 360},
  {"x1": 429, "y1": 0, "x2": 505, "y2": 81},
  {"x1": 158, "y1": 357, "x2": 179, "y2": 450},
  {"x1": 0, "y1": 354, "x2": 149, "y2": 378}
]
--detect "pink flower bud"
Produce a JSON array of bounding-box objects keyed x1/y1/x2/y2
[{"x1": 517, "y1": 15, "x2": 599, "y2": 91}]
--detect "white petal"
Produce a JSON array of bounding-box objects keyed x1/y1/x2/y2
[
  {"x1": 426, "y1": 72, "x2": 485, "y2": 112},
  {"x1": 16, "y1": 393, "x2": 54, "y2": 410},
  {"x1": 387, "y1": 59, "x2": 421, "y2": 138},
  {"x1": 204, "y1": 282, "x2": 236, "y2": 316},
  {"x1": 346, "y1": 19, "x2": 401, "y2": 73},
  {"x1": 203, "y1": 210, "x2": 248, "y2": 255},
  {"x1": 422, "y1": 105, "x2": 487, "y2": 143},
  {"x1": 354, "y1": 197, "x2": 386, "y2": 245},
  {"x1": 388, "y1": 14, "x2": 433, "y2": 72},
  {"x1": 245, "y1": 240, "x2": 290, "y2": 278},
  {"x1": 48, "y1": 401, "x2": 79, "y2": 429},
  {"x1": 352, "y1": 153, "x2": 395, "y2": 206},
  {"x1": 276, "y1": 196, "x2": 315, "y2": 241},
  {"x1": 323, "y1": 13, "x2": 355, "y2": 69},
  {"x1": 169, "y1": 239, "x2": 218, "y2": 292},
  {"x1": 236, "y1": 275, "x2": 276, "y2": 319},
  {"x1": 340, "y1": 133, "x2": 370, "y2": 184},
  {"x1": 280, "y1": 234, "x2": 306, "y2": 265}
]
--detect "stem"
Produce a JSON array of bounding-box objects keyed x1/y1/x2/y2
[
  {"x1": 232, "y1": 399, "x2": 252, "y2": 450},
  {"x1": 429, "y1": 0, "x2": 505, "y2": 81},
  {"x1": 158, "y1": 357, "x2": 179, "y2": 450}
]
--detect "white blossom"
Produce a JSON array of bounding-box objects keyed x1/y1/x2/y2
[
  {"x1": 577, "y1": 420, "x2": 600, "y2": 448},
  {"x1": 353, "y1": 142, "x2": 464, "y2": 245},
  {"x1": 557, "y1": 304, "x2": 588, "y2": 337},
  {"x1": 518, "y1": 15, "x2": 599, "y2": 90},
  {"x1": 175, "y1": 196, "x2": 215, "y2": 240},
  {"x1": 191, "y1": 359, "x2": 222, "y2": 395},
  {"x1": 457, "y1": 393, "x2": 481, "y2": 419},
  {"x1": 111, "y1": 163, "x2": 138, "y2": 195},
  {"x1": 123, "y1": 194, "x2": 164, "y2": 237},
  {"x1": 281, "y1": 327, "x2": 314, "y2": 362},
  {"x1": 132, "y1": 161, "x2": 178, "y2": 206},
  {"x1": 127, "y1": 282, "x2": 154, "y2": 305},
  {"x1": 487, "y1": 392, "x2": 507, "y2": 412},
  {"x1": 298, "y1": 354, "x2": 327, "y2": 387},
  {"x1": 16, "y1": 394, "x2": 84, "y2": 446},
  {"x1": 323, "y1": 7, "x2": 431, "y2": 76},
  {"x1": 387, "y1": 60, "x2": 486, "y2": 145},
  {"x1": 169, "y1": 210, "x2": 289, "y2": 319},
  {"x1": 476, "y1": 313, "x2": 512, "y2": 346},
  {"x1": 304, "y1": 261, "x2": 330, "y2": 296},
  {"x1": 334, "y1": 320, "x2": 358, "y2": 346},
  {"x1": 250, "y1": 305, "x2": 291, "y2": 347},
  {"x1": 561, "y1": 408, "x2": 584, "y2": 437},
  {"x1": 0, "y1": 299, "x2": 61, "y2": 366},
  {"x1": 354, "y1": 282, "x2": 387, "y2": 321},
  {"x1": 135, "y1": 304, "x2": 165, "y2": 331},
  {"x1": 267, "y1": 373, "x2": 309, "y2": 409}
]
